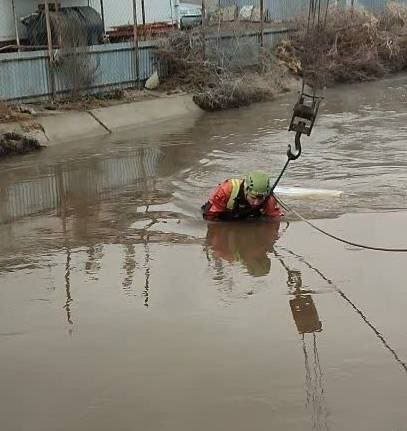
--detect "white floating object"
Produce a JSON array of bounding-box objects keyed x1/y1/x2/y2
[{"x1": 274, "y1": 186, "x2": 344, "y2": 198}]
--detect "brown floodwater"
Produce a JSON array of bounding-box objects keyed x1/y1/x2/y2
[{"x1": 1, "y1": 76, "x2": 407, "y2": 431}]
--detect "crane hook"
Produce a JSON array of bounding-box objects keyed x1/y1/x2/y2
[{"x1": 287, "y1": 131, "x2": 302, "y2": 161}]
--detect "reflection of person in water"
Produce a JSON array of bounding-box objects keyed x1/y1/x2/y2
[{"x1": 206, "y1": 221, "x2": 280, "y2": 277}]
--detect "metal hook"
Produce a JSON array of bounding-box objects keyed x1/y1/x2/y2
[{"x1": 287, "y1": 131, "x2": 302, "y2": 161}]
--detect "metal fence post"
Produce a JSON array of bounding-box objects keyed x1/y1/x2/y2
[
  {"x1": 202, "y1": 0, "x2": 207, "y2": 61},
  {"x1": 202, "y1": 0, "x2": 207, "y2": 25},
  {"x1": 260, "y1": 0, "x2": 264, "y2": 47},
  {"x1": 174, "y1": 0, "x2": 180, "y2": 28},
  {"x1": 141, "y1": 0, "x2": 146, "y2": 40},
  {"x1": 11, "y1": 0, "x2": 20, "y2": 51},
  {"x1": 100, "y1": 0, "x2": 106, "y2": 34},
  {"x1": 132, "y1": 0, "x2": 140, "y2": 88},
  {"x1": 141, "y1": 0, "x2": 146, "y2": 26},
  {"x1": 44, "y1": 0, "x2": 56, "y2": 98}
]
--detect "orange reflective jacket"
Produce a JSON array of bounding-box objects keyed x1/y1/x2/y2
[{"x1": 202, "y1": 179, "x2": 283, "y2": 220}]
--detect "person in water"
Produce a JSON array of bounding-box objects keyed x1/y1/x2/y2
[{"x1": 202, "y1": 170, "x2": 283, "y2": 221}]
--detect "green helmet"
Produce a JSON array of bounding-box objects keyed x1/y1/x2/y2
[{"x1": 244, "y1": 170, "x2": 271, "y2": 197}]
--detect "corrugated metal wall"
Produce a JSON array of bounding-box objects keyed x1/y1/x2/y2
[
  {"x1": 0, "y1": 50, "x2": 50, "y2": 99},
  {"x1": 0, "y1": 41, "x2": 160, "y2": 101}
]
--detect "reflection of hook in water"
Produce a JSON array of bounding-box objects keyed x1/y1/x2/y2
[
  {"x1": 275, "y1": 247, "x2": 328, "y2": 429},
  {"x1": 302, "y1": 333, "x2": 329, "y2": 431},
  {"x1": 313, "y1": 333, "x2": 329, "y2": 431},
  {"x1": 303, "y1": 336, "x2": 312, "y2": 406},
  {"x1": 278, "y1": 245, "x2": 407, "y2": 376},
  {"x1": 273, "y1": 248, "x2": 303, "y2": 293}
]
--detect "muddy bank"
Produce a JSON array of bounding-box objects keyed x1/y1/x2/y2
[{"x1": 0, "y1": 132, "x2": 44, "y2": 158}]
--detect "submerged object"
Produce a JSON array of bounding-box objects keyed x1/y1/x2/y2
[{"x1": 274, "y1": 186, "x2": 343, "y2": 198}]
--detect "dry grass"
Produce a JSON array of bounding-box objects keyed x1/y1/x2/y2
[
  {"x1": 157, "y1": 29, "x2": 290, "y2": 111},
  {"x1": 0, "y1": 102, "x2": 32, "y2": 123},
  {"x1": 276, "y1": 3, "x2": 407, "y2": 88}
]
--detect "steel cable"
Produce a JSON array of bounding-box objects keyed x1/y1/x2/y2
[{"x1": 275, "y1": 196, "x2": 407, "y2": 253}]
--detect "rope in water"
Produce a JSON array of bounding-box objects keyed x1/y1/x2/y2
[{"x1": 275, "y1": 196, "x2": 407, "y2": 253}]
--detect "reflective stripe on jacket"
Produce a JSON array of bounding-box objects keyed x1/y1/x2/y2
[{"x1": 226, "y1": 179, "x2": 243, "y2": 210}]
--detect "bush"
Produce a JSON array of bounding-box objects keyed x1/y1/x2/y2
[
  {"x1": 276, "y1": 3, "x2": 407, "y2": 88},
  {"x1": 157, "y1": 30, "x2": 288, "y2": 111}
]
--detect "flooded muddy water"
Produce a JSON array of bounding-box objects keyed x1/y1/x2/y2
[{"x1": 1, "y1": 76, "x2": 407, "y2": 431}]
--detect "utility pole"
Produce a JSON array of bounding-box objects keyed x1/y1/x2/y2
[{"x1": 100, "y1": 0, "x2": 106, "y2": 34}]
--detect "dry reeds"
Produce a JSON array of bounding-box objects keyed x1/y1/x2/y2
[
  {"x1": 277, "y1": 3, "x2": 407, "y2": 88},
  {"x1": 157, "y1": 29, "x2": 288, "y2": 111},
  {"x1": 0, "y1": 102, "x2": 31, "y2": 123}
]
